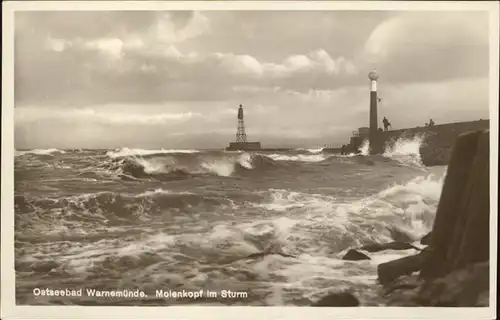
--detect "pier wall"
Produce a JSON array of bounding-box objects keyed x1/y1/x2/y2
[{"x1": 375, "y1": 120, "x2": 489, "y2": 166}]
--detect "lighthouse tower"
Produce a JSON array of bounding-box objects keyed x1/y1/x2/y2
[
  {"x1": 236, "y1": 104, "x2": 247, "y2": 143},
  {"x1": 368, "y1": 69, "x2": 380, "y2": 154}
]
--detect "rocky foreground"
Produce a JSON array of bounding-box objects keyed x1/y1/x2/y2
[{"x1": 312, "y1": 129, "x2": 490, "y2": 307}]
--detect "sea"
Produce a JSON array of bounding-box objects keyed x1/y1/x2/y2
[{"x1": 14, "y1": 136, "x2": 446, "y2": 306}]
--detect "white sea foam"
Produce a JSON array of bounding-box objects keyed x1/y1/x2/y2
[
  {"x1": 221, "y1": 172, "x2": 444, "y2": 303},
  {"x1": 255, "y1": 171, "x2": 444, "y2": 241},
  {"x1": 19, "y1": 168, "x2": 445, "y2": 305},
  {"x1": 136, "y1": 188, "x2": 194, "y2": 197},
  {"x1": 116, "y1": 151, "x2": 254, "y2": 177}
]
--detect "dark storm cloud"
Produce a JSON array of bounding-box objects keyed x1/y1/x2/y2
[{"x1": 361, "y1": 11, "x2": 489, "y2": 84}]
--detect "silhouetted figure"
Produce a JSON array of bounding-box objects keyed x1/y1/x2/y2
[
  {"x1": 382, "y1": 117, "x2": 392, "y2": 131},
  {"x1": 341, "y1": 145, "x2": 346, "y2": 155},
  {"x1": 429, "y1": 118, "x2": 435, "y2": 127}
]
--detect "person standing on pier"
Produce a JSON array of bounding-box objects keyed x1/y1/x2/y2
[{"x1": 382, "y1": 117, "x2": 392, "y2": 131}]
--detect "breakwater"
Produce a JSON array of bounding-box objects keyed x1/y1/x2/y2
[
  {"x1": 373, "y1": 119, "x2": 489, "y2": 166},
  {"x1": 349, "y1": 119, "x2": 490, "y2": 166}
]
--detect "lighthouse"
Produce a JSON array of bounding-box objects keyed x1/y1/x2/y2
[{"x1": 368, "y1": 69, "x2": 380, "y2": 154}]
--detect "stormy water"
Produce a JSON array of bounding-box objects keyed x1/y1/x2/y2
[{"x1": 14, "y1": 136, "x2": 446, "y2": 306}]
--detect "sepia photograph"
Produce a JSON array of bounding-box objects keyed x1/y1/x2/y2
[{"x1": 1, "y1": 1, "x2": 498, "y2": 320}]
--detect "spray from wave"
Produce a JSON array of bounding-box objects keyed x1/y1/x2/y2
[
  {"x1": 358, "y1": 140, "x2": 370, "y2": 156},
  {"x1": 200, "y1": 153, "x2": 254, "y2": 177},
  {"x1": 341, "y1": 135, "x2": 425, "y2": 169},
  {"x1": 383, "y1": 135, "x2": 425, "y2": 168}
]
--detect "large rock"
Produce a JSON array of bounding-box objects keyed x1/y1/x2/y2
[
  {"x1": 382, "y1": 275, "x2": 423, "y2": 306},
  {"x1": 342, "y1": 249, "x2": 370, "y2": 261},
  {"x1": 420, "y1": 130, "x2": 490, "y2": 279},
  {"x1": 420, "y1": 232, "x2": 432, "y2": 245},
  {"x1": 417, "y1": 262, "x2": 489, "y2": 307},
  {"x1": 311, "y1": 291, "x2": 360, "y2": 307},
  {"x1": 377, "y1": 250, "x2": 429, "y2": 285},
  {"x1": 360, "y1": 241, "x2": 420, "y2": 253},
  {"x1": 447, "y1": 132, "x2": 490, "y2": 271},
  {"x1": 383, "y1": 274, "x2": 422, "y2": 296}
]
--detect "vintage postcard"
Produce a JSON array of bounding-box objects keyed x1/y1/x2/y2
[{"x1": 1, "y1": 1, "x2": 498, "y2": 319}]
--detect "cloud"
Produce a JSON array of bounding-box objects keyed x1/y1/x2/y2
[
  {"x1": 84, "y1": 38, "x2": 124, "y2": 59},
  {"x1": 208, "y1": 49, "x2": 358, "y2": 81},
  {"x1": 154, "y1": 11, "x2": 210, "y2": 44},
  {"x1": 13, "y1": 10, "x2": 491, "y2": 148},
  {"x1": 16, "y1": 107, "x2": 202, "y2": 126},
  {"x1": 45, "y1": 36, "x2": 71, "y2": 52},
  {"x1": 16, "y1": 10, "x2": 489, "y2": 105}
]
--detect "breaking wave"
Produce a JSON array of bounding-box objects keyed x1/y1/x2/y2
[
  {"x1": 15, "y1": 188, "x2": 236, "y2": 240},
  {"x1": 267, "y1": 154, "x2": 328, "y2": 162},
  {"x1": 251, "y1": 172, "x2": 444, "y2": 252},
  {"x1": 16, "y1": 168, "x2": 444, "y2": 250},
  {"x1": 295, "y1": 147, "x2": 325, "y2": 154},
  {"x1": 15, "y1": 148, "x2": 66, "y2": 156},
  {"x1": 101, "y1": 149, "x2": 424, "y2": 180},
  {"x1": 100, "y1": 152, "x2": 278, "y2": 179},
  {"x1": 106, "y1": 148, "x2": 200, "y2": 158}
]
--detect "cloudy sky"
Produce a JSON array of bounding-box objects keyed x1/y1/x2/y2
[{"x1": 14, "y1": 10, "x2": 490, "y2": 149}]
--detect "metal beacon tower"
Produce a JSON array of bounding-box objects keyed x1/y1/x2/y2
[
  {"x1": 226, "y1": 104, "x2": 262, "y2": 151},
  {"x1": 236, "y1": 105, "x2": 247, "y2": 143}
]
